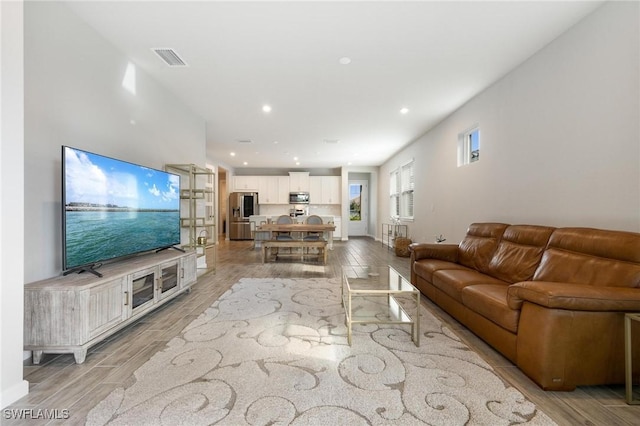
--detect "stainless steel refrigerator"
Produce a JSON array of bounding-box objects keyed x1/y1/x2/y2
[{"x1": 229, "y1": 192, "x2": 259, "y2": 240}]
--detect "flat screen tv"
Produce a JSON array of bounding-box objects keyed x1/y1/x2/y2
[{"x1": 62, "y1": 146, "x2": 181, "y2": 276}]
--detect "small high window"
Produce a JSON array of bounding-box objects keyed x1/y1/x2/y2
[{"x1": 458, "y1": 126, "x2": 480, "y2": 166}]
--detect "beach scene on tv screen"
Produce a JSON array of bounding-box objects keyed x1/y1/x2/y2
[{"x1": 64, "y1": 147, "x2": 180, "y2": 269}]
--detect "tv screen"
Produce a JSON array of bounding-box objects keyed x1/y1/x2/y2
[{"x1": 62, "y1": 146, "x2": 181, "y2": 273}]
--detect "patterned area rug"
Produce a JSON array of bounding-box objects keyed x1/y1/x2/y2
[{"x1": 86, "y1": 278, "x2": 556, "y2": 425}]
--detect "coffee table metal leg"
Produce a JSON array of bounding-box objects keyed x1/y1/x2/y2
[
  {"x1": 347, "y1": 292, "x2": 352, "y2": 345},
  {"x1": 625, "y1": 313, "x2": 639, "y2": 404},
  {"x1": 415, "y1": 291, "x2": 420, "y2": 346}
]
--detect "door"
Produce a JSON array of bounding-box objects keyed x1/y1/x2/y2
[
  {"x1": 240, "y1": 193, "x2": 258, "y2": 218},
  {"x1": 88, "y1": 277, "x2": 127, "y2": 339},
  {"x1": 348, "y1": 180, "x2": 368, "y2": 236}
]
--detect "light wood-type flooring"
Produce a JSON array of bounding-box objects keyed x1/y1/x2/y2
[{"x1": 6, "y1": 237, "x2": 640, "y2": 425}]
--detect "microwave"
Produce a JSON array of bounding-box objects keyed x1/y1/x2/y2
[{"x1": 289, "y1": 192, "x2": 310, "y2": 204}]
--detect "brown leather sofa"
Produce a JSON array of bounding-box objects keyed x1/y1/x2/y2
[{"x1": 409, "y1": 223, "x2": 640, "y2": 391}]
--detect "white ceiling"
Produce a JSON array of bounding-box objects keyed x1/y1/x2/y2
[{"x1": 64, "y1": 0, "x2": 603, "y2": 170}]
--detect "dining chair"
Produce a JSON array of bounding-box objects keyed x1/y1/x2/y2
[
  {"x1": 275, "y1": 215, "x2": 294, "y2": 241},
  {"x1": 302, "y1": 215, "x2": 323, "y2": 254},
  {"x1": 273, "y1": 215, "x2": 294, "y2": 256},
  {"x1": 303, "y1": 215, "x2": 323, "y2": 241}
]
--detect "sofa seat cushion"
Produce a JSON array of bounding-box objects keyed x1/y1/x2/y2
[
  {"x1": 462, "y1": 284, "x2": 519, "y2": 333},
  {"x1": 432, "y1": 269, "x2": 508, "y2": 303},
  {"x1": 413, "y1": 259, "x2": 469, "y2": 283}
]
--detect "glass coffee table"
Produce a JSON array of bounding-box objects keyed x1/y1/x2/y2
[{"x1": 341, "y1": 265, "x2": 420, "y2": 346}]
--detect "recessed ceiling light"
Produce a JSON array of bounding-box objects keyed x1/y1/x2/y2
[
  {"x1": 293, "y1": 156, "x2": 298, "y2": 161},
  {"x1": 400, "y1": 107, "x2": 409, "y2": 114},
  {"x1": 243, "y1": 161, "x2": 248, "y2": 166},
  {"x1": 296, "y1": 162, "x2": 300, "y2": 166},
  {"x1": 273, "y1": 141, "x2": 279, "y2": 144},
  {"x1": 230, "y1": 152, "x2": 236, "y2": 156},
  {"x1": 339, "y1": 57, "x2": 352, "y2": 65},
  {"x1": 262, "y1": 105, "x2": 272, "y2": 113}
]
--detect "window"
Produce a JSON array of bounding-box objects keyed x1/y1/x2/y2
[
  {"x1": 458, "y1": 126, "x2": 480, "y2": 166},
  {"x1": 390, "y1": 169, "x2": 400, "y2": 219},
  {"x1": 390, "y1": 160, "x2": 414, "y2": 220},
  {"x1": 349, "y1": 184, "x2": 362, "y2": 221},
  {"x1": 401, "y1": 161, "x2": 414, "y2": 219}
]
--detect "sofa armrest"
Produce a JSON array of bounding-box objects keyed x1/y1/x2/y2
[
  {"x1": 507, "y1": 281, "x2": 640, "y2": 311},
  {"x1": 409, "y1": 243, "x2": 459, "y2": 263}
]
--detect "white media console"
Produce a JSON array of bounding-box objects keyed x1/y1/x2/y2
[{"x1": 24, "y1": 249, "x2": 197, "y2": 364}]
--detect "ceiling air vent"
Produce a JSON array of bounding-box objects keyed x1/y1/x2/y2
[
  {"x1": 152, "y1": 48, "x2": 188, "y2": 67},
  {"x1": 237, "y1": 139, "x2": 253, "y2": 144},
  {"x1": 324, "y1": 139, "x2": 340, "y2": 144}
]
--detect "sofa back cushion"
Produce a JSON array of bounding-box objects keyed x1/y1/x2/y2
[
  {"x1": 533, "y1": 227, "x2": 640, "y2": 288},
  {"x1": 488, "y1": 225, "x2": 555, "y2": 283},
  {"x1": 458, "y1": 223, "x2": 509, "y2": 274}
]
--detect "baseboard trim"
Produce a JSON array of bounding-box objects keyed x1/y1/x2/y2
[{"x1": 1, "y1": 380, "x2": 29, "y2": 409}]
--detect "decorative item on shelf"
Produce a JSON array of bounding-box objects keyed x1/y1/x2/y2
[
  {"x1": 436, "y1": 234, "x2": 446, "y2": 243},
  {"x1": 197, "y1": 230, "x2": 208, "y2": 246}
]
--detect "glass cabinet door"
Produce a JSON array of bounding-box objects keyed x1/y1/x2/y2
[
  {"x1": 131, "y1": 270, "x2": 155, "y2": 312},
  {"x1": 160, "y1": 263, "x2": 179, "y2": 295}
]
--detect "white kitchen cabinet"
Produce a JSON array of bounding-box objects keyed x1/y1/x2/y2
[
  {"x1": 289, "y1": 172, "x2": 310, "y2": 192},
  {"x1": 309, "y1": 177, "x2": 322, "y2": 203},
  {"x1": 24, "y1": 250, "x2": 197, "y2": 364},
  {"x1": 258, "y1": 176, "x2": 289, "y2": 204},
  {"x1": 233, "y1": 175, "x2": 259, "y2": 192},
  {"x1": 276, "y1": 176, "x2": 290, "y2": 202},
  {"x1": 322, "y1": 176, "x2": 341, "y2": 204},
  {"x1": 309, "y1": 176, "x2": 340, "y2": 204},
  {"x1": 257, "y1": 177, "x2": 274, "y2": 204}
]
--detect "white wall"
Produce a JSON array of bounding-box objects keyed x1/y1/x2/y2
[
  {"x1": 1, "y1": 0, "x2": 29, "y2": 409},
  {"x1": 380, "y1": 1, "x2": 640, "y2": 244},
  {"x1": 24, "y1": 2, "x2": 207, "y2": 282}
]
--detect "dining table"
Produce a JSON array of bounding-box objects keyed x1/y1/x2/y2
[{"x1": 257, "y1": 223, "x2": 337, "y2": 249}]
